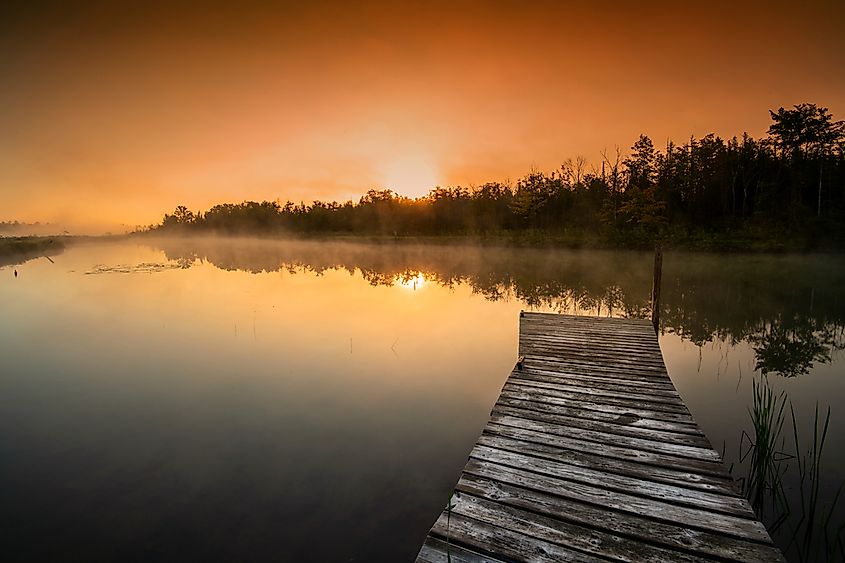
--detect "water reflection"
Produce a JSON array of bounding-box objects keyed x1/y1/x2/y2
[
  {"x1": 0, "y1": 237, "x2": 65, "y2": 268},
  {"x1": 148, "y1": 237, "x2": 845, "y2": 560},
  {"x1": 752, "y1": 323, "x2": 837, "y2": 378},
  {"x1": 154, "y1": 236, "x2": 845, "y2": 380},
  {"x1": 3, "y1": 237, "x2": 843, "y2": 561}
]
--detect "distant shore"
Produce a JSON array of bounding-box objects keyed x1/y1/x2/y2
[
  {"x1": 134, "y1": 228, "x2": 845, "y2": 254},
  {"x1": 0, "y1": 236, "x2": 68, "y2": 267},
  {"x1": 4, "y1": 230, "x2": 843, "y2": 262}
]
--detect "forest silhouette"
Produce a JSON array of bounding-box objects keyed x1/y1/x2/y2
[{"x1": 151, "y1": 104, "x2": 845, "y2": 249}]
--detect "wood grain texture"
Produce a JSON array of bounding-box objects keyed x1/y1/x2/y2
[{"x1": 416, "y1": 312, "x2": 784, "y2": 562}]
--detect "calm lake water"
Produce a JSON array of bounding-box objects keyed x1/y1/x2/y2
[{"x1": 1, "y1": 237, "x2": 843, "y2": 562}]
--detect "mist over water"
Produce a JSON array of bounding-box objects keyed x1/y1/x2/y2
[{"x1": 1, "y1": 237, "x2": 843, "y2": 561}]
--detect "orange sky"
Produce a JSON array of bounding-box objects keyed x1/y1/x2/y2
[{"x1": 2, "y1": 0, "x2": 844, "y2": 232}]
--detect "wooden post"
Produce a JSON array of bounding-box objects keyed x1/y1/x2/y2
[{"x1": 651, "y1": 246, "x2": 662, "y2": 334}]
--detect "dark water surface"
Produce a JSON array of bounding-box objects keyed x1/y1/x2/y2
[{"x1": 1, "y1": 238, "x2": 843, "y2": 561}]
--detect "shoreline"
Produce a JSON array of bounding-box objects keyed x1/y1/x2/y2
[
  {"x1": 0, "y1": 236, "x2": 69, "y2": 268},
  {"x1": 5, "y1": 231, "x2": 844, "y2": 256},
  {"x1": 134, "y1": 229, "x2": 845, "y2": 254}
]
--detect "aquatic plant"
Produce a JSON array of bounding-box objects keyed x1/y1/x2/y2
[
  {"x1": 787, "y1": 403, "x2": 843, "y2": 561},
  {"x1": 738, "y1": 378, "x2": 844, "y2": 561},
  {"x1": 741, "y1": 375, "x2": 790, "y2": 511}
]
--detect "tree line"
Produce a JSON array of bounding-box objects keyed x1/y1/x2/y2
[{"x1": 152, "y1": 103, "x2": 845, "y2": 247}]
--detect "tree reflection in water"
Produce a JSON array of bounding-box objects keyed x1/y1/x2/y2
[
  {"x1": 153, "y1": 236, "x2": 845, "y2": 374},
  {"x1": 752, "y1": 323, "x2": 836, "y2": 378}
]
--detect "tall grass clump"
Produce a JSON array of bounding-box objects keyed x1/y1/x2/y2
[
  {"x1": 738, "y1": 377, "x2": 844, "y2": 560},
  {"x1": 741, "y1": 375, "x2": 789, "y2": 511},
  {"x1": 788, "y1": 403, "x2": 843, "y2": 561}
]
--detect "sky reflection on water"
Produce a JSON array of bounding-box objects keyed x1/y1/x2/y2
[{"x1": 1, "y1": 238, "x2": 843, "y2": 561}]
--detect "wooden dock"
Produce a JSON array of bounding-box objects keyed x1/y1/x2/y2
[{"x1": 416, "y1": 312, "x2": 784, "y2": 562}]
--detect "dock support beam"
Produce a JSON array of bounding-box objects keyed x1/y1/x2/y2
[{"x1": 651, "y1": 245, "x2": 662, "y2": 334}]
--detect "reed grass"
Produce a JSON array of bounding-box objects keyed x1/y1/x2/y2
[
  {"x1": 739, "y1": 376, "x2": 844, "y2": 561},
  {"x1": 741, "y1": 375, "x2": 789, "y2": 511},
  {"x1": 787, "y1": 402, "x2": 843, "y2": 560}
]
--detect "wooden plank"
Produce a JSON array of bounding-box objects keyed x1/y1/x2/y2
[
  {"x1": 519, "y1": 334, "x2": 663, "y2": 354},
  {"x1": 498, "y1": 388, "x2": 704, "y2": 435},
  {"x1": 520, "y1": 355, "x2": 671, "y2": 376},
  {"x1": 520, "y1": 316, "x2": 654, "y2": 328},
  {"x1": 523, "y1": 355, "x2": 669, "y2": 377},
  {"x1": 510, "y1": 368, "x2": 681, "y2": 395},
  {"x1": 519, "y1": 317, "x2": 657, "y2": 335},
  {"x1": 457, "y1": 474, "x2": 785, "y2": 562},
  {"x1": 503, "y1": 380, "x2": 690, "y2": 415},
  {"x1": 505, "y1": 377, "x2": 688, "y2": 408},
  {"x1": 416, "y1": 536, "x2": 507, "y2": 563},
  {"x1": 429, "y1": 511, "x2": 608, "y2": 562},
  {"x1": 520, "y1": 312, "x2": 651, "y2": 328},
  {"x1": 517, "y1": 367, "x2": 671, "y2": 390},
  {"x1": 519, "y1": 347, "x2": 669, "y2": 371},
  {"x1": 416, "y1": 312, "x2": 783, "y2": 562},
  {"x1": 520, "y1": 316, "x2": 655, "y2": 332},
  {"x1": 500, "y1": 383, "x2": 697, "y2": 424},
  {"x1": 479, "y1": 427, "x2": 732, "y2": 488},
  {"x1": 521, "y1": 323, "x2": 659, "y2": 341},
  {"x1": 492, "y1": 402, "x2": 713, "y2": 449},
  {"x1": 468, "y1": 445, "x2": 754, "y2": 517},
  {"x1": 521, "y1": 321, "x2": 657, "y2": 333},
  {"x1": 520, "y1": 348, "x2": 668, "y2": 369},
  {"x1": 463, "y1": 459, "x2": 770, "y2": 542},
  {"x1": 522, "y1": 330, "x2": 661, "y2": 348},
  {"x1": 519, "y1": 333, "x2": 661, "y2": 354},
  {"x1": 522, "y1": 330, "x2": 660, "y2": 349},
  {"x1": 488, "y1": 414, "x2": 723, "y2": 466},
  {"x1": 521, "y1": 332, "x2": 662, "y2": 349},
  {"x1": 525, "y1": 354, "x2": 668, "y2": 376},
  {"x1": 443, "y1": 491, "x2": 711, "y2": 562},
  {"x1": 521, "y1": 321, "x2": 658, "y2": 337}
]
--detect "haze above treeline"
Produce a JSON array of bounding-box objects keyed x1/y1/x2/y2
[
  {"x1": 146, "y1": 104, "x2": 845, "y2": 250},
  {"x1": 3, "y1": 2, "x2": 844, "y2": 230}
]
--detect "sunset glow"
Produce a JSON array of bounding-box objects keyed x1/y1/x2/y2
[
  {"x1": 1, "y1": 1, "x2": 844, "y2": 232},
  {"x1": 381, "y1": 156, "x2": 441, "y2": 199}
]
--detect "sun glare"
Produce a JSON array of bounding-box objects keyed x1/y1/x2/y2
[
  {"x1": 381, "y1": 156, "x2": 440, "y2": 199},
  {"x1": 395, "y1": 272, "x2": 427, "y2": 291}
]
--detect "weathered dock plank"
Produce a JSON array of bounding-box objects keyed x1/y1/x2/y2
[{"x1": 416, "y1": 312, "x2": 784, "y2": 562}]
